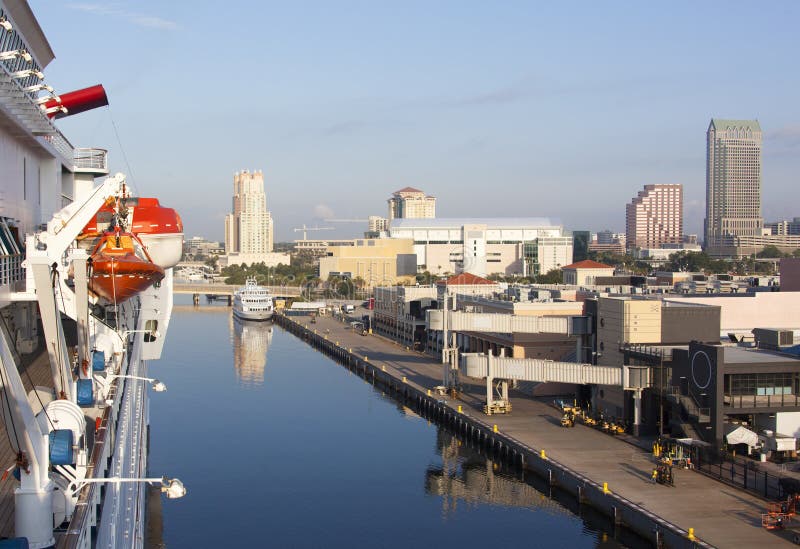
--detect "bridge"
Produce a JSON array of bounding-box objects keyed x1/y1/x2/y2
[{"x1": 173, "y1": 282, "x2": 303, "y2": 299}]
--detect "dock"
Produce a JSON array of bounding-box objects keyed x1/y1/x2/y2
[{"x1": 276, "y1": 312, "x2": 797, "y2": 548}]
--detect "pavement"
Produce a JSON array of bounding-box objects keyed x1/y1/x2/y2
[{"x1": 302, "y1": 312, "x2": 797, "y2": 548}]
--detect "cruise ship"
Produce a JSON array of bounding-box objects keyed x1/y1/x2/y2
[{"x1": 0, "y1": 2, "x2": 182, "y2": 547}]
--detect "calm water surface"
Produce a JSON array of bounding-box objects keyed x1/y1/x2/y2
[{"x1": 149, "y1": 297, "x2": 623, "y2": 548}]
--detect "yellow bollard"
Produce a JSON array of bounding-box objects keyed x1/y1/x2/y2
[
  {"x1": 382, "y1": 365, "x2": 386, "y2": 372},
  {"x1": 335, "y1": 341, "x2": 339, "y2": 346},
  {"x1": 402, "y1": 376, "x2": 407, "y2": 383},
  {"x1": 364, "y1": 356, "x2": 368, "y2": 362},
  {"x1": 603, "y1": 482, "x2": 610, "y2": 494},
  {"x1": 540, "y1": 449, "x2": 547, "y2": 459},
  {"x1": 687, "y1": 528, "x2": 695, "y2": 541},
  {"x1": 427, "y1": 389, "x2": 431, "y2": 396},
  {"x1": 493, "y1": 424, "x2": 498, "y2": 433},
  {"x1": 457, "y1": 405, "x2": 463, "y2": 413},
  {"x1": 406, "y1": 346, "x2": 409, "y2": 351},
  {"x1": 349, "y1": 348, "x2": 352, "y2": 353}
]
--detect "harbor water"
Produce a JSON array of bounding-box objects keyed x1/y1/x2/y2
[{"x1": 148, "y1": 297, "x2": 627, "y2": 548}]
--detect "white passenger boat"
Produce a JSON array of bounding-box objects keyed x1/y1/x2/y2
[{"x1": 233, "y1": 278, "x2": 275, "y2": 321}]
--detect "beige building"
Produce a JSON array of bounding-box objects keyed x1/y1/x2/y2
[
  {"x1": 626, "y1": 184, "x2": 683, "y2": 250},
  {"x1": 318, "y1": 238, "x2": 417, "y2": 286},
  {"x1": 387, "y1": 187, "x2": 436, "y2": 220},
  {"x1": 705, "y1": 119, "x2": 763, "y2": 256},
  {"x1": 561, "y1": 260, "x2": 614, "y2": 285},
  {"x1": 224, "y1": 170, "x2": 274, "y2": 256},
  {"x1": 593, "y1": 296, "x2": 720, "y2": 420}
]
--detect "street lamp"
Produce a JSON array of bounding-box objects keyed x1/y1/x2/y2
[
  {"x1": 71, "y1": 476, "x2": 186, "y2": 499},
  {"x1": 106, "y1": 374, "x2": 166, "y2": 392}
]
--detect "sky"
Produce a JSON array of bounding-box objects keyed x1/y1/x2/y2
[{"x1": 30, "y1": 1, "x2": 800, "y2": 243}]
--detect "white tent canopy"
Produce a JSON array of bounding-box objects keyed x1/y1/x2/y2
[{"x1": 725, "y1": 424, "x2": 759, "y2": 448}]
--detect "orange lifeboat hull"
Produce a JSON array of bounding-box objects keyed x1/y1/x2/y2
[
  {"x1": 79, "y1": 197, "x2": 183, "y2": 269},
  {"x1": 89, "y1": 233, "x2": 165, "y2": 303}
]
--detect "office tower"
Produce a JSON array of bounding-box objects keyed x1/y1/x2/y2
[
  {"x1": 625, "y1": 184, "x2": 683, "y2": 249},
  {"x1": 387, "y1": 187, "x2": 436, "y2": 220},
  {"x1": 705, "y1": 119, "x2": 762, "y2": 252},
  {"x1": 224, "y1": 170, "x2": 274, "y2": 254}
]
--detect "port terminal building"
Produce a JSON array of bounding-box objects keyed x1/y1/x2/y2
[{"x1": 388, "y1": 217, "x2": 573, "y2": 278}]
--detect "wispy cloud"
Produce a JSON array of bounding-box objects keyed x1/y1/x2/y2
[
  {"x1": 68, "y1": 3, "x2": 178, "y2": 30},
  {"x1": 322, "y1": 120, "x2": 365, "y2": 136},
  {"x1": 765, "y1": 124, "x2": 800, "y2": 157},
  {"x1": 460, "y1": 86, "x2": 529, "y2": 106},
  {"x1": 313, "y1": 204, "x2": 335, "y2": 219}
]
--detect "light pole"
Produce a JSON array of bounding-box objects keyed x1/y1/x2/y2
[
  {"x1": 70, "y1": 476, "x2": 186, "y2": 499},
  {"x1": 106, "y1": 374, "x2": 166, "y2": 392}
]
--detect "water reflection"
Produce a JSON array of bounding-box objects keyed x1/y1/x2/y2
[
  {"x1": 426, "y1": 430, "x2": 570, "y2": 518},
  {"x1": 230, "y1": 316, "x2": 273, "y2": 386}
]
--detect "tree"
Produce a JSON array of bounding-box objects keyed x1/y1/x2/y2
[
  {"x1": 536, "y1": 269, "x2": 563, "y2": 284},
  {"x1": 757, "y1": 245, "x2": 785, "y2": 259}
]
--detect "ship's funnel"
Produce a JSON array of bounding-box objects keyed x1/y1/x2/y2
[{"x1": 44, "y1": 84, "x2": 108, "y2": 119}]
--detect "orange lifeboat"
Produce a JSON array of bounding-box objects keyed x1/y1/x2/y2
[
  {"x1": 79, "y1": 197, "x2": 183, "y2": 269},
  {"x1": 89, "y1": 231, "x2": 165, "y2": 303}
]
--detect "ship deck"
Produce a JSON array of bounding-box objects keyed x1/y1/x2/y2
[{"x1": 0, "y1": 346, "x2": 52, "y2": 538}]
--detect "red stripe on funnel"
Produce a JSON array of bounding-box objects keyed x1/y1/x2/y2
[{"x1": 45, "y1": 84, "x2": 109, "y2": 119}]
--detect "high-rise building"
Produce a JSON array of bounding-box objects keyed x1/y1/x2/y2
[
  {"x1": 387, "y1": 187, "x2": 436, "y2": 220},
  {"x1": 705, "y1": 119, "x2": 763, "y2": 254},
  {"x1": 368, "y1": 215, "x2": 389, "y2": 232},
  {"x1": 224, "y1": 170, "x2": 274, "y2": 255},
  {"x1": 625, "y1": 184, "x2": 683, "y2": 250}
]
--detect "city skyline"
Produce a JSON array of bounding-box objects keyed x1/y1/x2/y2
[{"x1": 32, "y1": 1, "x2": 800, "y2": 241}]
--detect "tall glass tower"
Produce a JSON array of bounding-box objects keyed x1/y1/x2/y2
[{"x1": 704, "y1": 119, "x2": 762, "y2": 254}]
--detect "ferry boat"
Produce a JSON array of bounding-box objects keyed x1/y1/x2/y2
[
  {"x1": 0, "y1": 2, "x2": 182, "y2": 547},
  {"x1": 233, "y1": 278, "x2": 275, "y2": 321}
]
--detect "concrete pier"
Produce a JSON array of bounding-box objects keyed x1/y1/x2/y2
[{"x1": 276, "y1": 312, "x2": 797, "y2": 548}]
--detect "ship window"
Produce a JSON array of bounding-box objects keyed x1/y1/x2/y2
[{"x1": 144, "y1": 320, "x2": 158, "y2": 343}]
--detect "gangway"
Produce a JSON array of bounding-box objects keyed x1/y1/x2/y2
[
  {"x1": 427, "y1": 310, "x2": 578, "y2": 335},
  {"x1": 459, "y1": 352, "x2": 650, "y2": 432}
]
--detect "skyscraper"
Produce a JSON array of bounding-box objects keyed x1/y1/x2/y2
[
  {"x1": 625, "y1": 184, "x2": 683, "y2": 250},
  {"x1": 705, "y1": 119, "x2": 762, "y2": 254},
  {"x1": 224, "y1": 170, "x2": 274, "y2": 255},
  {"x1": 387, "y1": 187, "x2": 436, "y2": 220}
]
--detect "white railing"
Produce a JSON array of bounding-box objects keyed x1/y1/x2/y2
[{"x1": 74, "y1": 148, "x2": 108, "y2": 171}]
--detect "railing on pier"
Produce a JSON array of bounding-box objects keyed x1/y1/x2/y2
[
  {"x1": 725, "y1": 392, "x2": 800, "y2": 409},
  {"x1": 674, "y1": 440, "x2": 790, "y2": 501},
  {"x1": 173, "y1": 282, "x2": 302, "y2": 297}
]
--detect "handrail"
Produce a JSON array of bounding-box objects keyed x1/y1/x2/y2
[{"x1": 74, "y1": 148, "x2": 108, "y2": 170}]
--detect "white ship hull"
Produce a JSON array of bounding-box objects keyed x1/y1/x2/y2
[{"x1": 233, "y1": 307, "x2": 274, "y2": 321}]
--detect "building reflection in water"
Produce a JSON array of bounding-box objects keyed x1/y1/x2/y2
[
  {"x1": 425, "y1": 430, "x2": 571, "y2": 519},
  {"x1": 230, "y1": 315, "x2": 273, "y2": 386}
]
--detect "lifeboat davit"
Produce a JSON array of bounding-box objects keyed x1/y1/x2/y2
[
  {"x1": 79, "y1": 197, "x2": 183, "y2": 269},
  {"x1": 89, "y1": 231, "x2": 165, "y2": 303}
]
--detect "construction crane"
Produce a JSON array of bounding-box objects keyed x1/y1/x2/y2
[{"x1": 293, "y1": 224, "x2": 334, "y2": 240}]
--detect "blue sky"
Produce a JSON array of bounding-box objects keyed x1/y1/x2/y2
[{"x1": 32, "y1": 1, "x2": 800, "y2": 242}]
